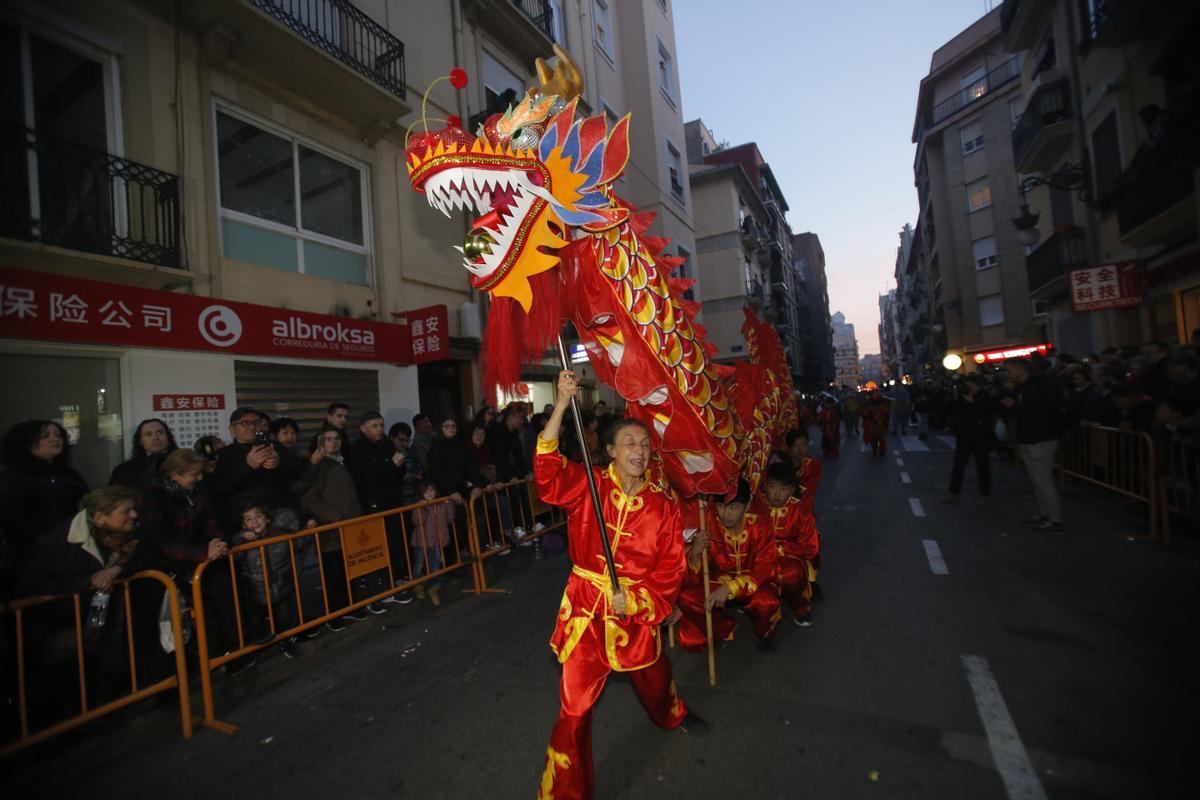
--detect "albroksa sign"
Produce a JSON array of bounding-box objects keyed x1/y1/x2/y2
[{"x1": 0, "y1": 267, "x2": 414, "y2": 363}]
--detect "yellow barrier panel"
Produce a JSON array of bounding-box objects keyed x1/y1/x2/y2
[
  {"x1": 1056, "y1": 425, "x2": 1159, "y2": 539},
  {"x1": 1, "y1": 570, "x2": 192, "y2": 756},
  {"x1": 190, "y1": 496, "x2": 479, "y2": 735}
]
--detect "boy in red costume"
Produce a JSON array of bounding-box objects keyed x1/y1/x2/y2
[
  {"x1": 787, "y1": 428, "x2": 823, "y2": 612},
  {"x1": 818, "y1": 398, "x2": 841, "y2": 458},
  {"x1": 751, "y1": 462, "x2": 817, "y2": 626},
  {"x1": 862, "y1": 391, "x2": 890, "y2": 456},
  {"x1": 674, "y1": 479, "x2": 782, "y2": 652},
  {"x1": 535, "y1": 371, "x2": 702, "y2": 800}
]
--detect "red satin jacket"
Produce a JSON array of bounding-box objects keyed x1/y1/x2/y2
[
  {"x1": 534, "y1": 437, "x2": 686, "y2": 671},
  {"x1": 750, "y1": 494, "x2": 808, "y2": 561},
  {"x1": 695, "y1": 504, "x2": 779, "y2": 598}
]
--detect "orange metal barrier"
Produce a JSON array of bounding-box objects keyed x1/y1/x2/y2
[
  {"x1": 469, "y1": 478, "x2": 567, "y2": 592},
  {"x1": 1159, "y1": 437, "x2": 1199, "y2": 544},
  {"x1": 189, "y1": 496, "x2": 479, "y2": 734},
  {"x1": 1056, "y1": 425, "x2": 1159, "y2": 539},
  {"x1": 1, "y1": 570, "x2": 192, "y2": 756}
]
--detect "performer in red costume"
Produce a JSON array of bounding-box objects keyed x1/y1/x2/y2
[
  {"x1": 674, "y1": 479, "x2": 782, "y2": 652},
  {"x1": 535, "y1": 370, "x2": 703, "y2": 800},
  {"x1": 786, "y1": 428, "x2": 823, "y2": 613},
  {"x1": 818, "y1": 398, "x2": 841, "y2": 458},
  {"x1": 862, "y1": 391, "x2": 890, "y2": 456},
  {"x1": 752, "y1": 463, "x2": 818, "y2": 626}
]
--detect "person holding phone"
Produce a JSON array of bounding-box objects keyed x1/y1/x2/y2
[{"x1": 209, "y1": 407, "x2": 305, "y2": 533}]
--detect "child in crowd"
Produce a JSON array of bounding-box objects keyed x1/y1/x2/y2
[
  {"x1": 234, "y1": 502, "x2": 300, "y2": 657},
  {"x1": 752, "y1": 463, "x2": 816, "y2": 626},
  {"x1": 410, "y1": 481, "x2": 455, "y2": 606}
]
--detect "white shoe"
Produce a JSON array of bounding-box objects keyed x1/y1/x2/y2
[{"x1": 533, "y1": 522, "x2": 546, "y2": 532}]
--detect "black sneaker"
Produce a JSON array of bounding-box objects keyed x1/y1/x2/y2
[
  {"x1": 365, "y1": 602, "x2": 388, "y2": 615},
  {"x1": 679, "y1": 710, "x2": 710, "y2": 735},
  {"x1": 278, "y1": 637, "x2": 299, "y2": 659},
  {"x1": 343, "y1": 610, "x2": 368, "y2": 622},
  {"x1": 794, "y1": 613, "x2": 813, "y2": 627},
  {"x1": 224, "y1": 654, "x2": 257, "y2": 676},
  {"x1": 325, "y1": 618, "x2": 347, "y2": 632}
]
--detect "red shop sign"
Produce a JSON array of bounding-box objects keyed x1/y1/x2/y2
[
  {"x1": 0, "y1": 267, "x2": 416, "y2": 363},
  {"x1": 395, "y1": 304, "x2": 449, "y2": 364},
  {"x1": 971, "y1": 342, "x2": 1052, "y2": 364},
  {"x1": 1068, "y1": 261, "x2": 1143, "y2": 313}
]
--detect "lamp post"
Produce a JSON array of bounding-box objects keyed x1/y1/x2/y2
[{"x1": 1011, "y1": 161, "x2": 1091, "y2": 249}]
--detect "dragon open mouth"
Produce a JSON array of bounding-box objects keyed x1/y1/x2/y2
[{"x1": 422, "y1": 166, "x2": 551, "y2": 286}]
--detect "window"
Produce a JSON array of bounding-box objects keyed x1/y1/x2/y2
[
  {"x1": 657, "y1": 38, "x2": 675, "y2": 102},
  {"x1": 216, "y1": 109, "x2": 370, "y2": 285},
  {"x1": 972, "y1": 236, "x2": 998, "y2": 269},
  {"x1": 677, "y1": 246, "x2": 694, "y2": 301},
  {"x1": 549, "y1": 0, "x2": 566, "y2": 45},
  {"x1": 966, "y1": 178, "x2": 992, "y2": 212},
  {"x1": 960, "y1": 119, "x2": 984, "y2": 154},
  {"x1": 1091, "y1": 110, "x2": 1122, "y2": 200},
  {"x1": 1032, "y1": 33, "x2": 1056, "y2": 75},
  {"x1": 960, "y1": 65, "x2": 986, "y2": 100},
  {"x1": 979, "y1": 294, "x2": 1005, "y2": 327},
  {"x1": 666, "y1": 139, "x2": 685, "y2": 201},
  {"x1": 482, "y1": 50, "x2": 524, "y2": 114},
  {"x1": 594, "y1": 0, "x2": 613, "y2": 59}
]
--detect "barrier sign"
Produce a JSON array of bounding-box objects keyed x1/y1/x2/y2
[
  {"x1": 341, "y1": 518, "x2": 391, "y2": 581},
  {"x1": 1068, "y1": 261, "x2": 1143, "y2": 312}
]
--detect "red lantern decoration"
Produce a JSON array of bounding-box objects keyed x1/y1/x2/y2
[{"x1": 449, "y1": 67, "x2": 468, "y2": 89}]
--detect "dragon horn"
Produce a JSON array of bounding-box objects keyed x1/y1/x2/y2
[{"x1": 533, "y1": 43, "x2": 583, "y2": 102}]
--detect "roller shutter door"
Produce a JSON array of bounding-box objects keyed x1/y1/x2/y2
[{"x1": 233, "y1": 360, "x2": 380, "y2": 444}]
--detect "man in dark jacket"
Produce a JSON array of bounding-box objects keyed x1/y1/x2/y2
[
  {"x1": 209, "y1": 407, "x2": 305, "y2": 533},
  {"x1": 345, "y1": 412, "x2": 409, "y2": 610},
  {"x1": 1000, "y1": 359, "x2": 1064, "y2": 532},
  {"x1": 427, "y1": 419, "x2": 485, "y2": 504},
  {"x1": 941, "y1": 376, "x2": 996, "y2": 505}
]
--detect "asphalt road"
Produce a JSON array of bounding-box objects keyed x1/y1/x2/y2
[{"x1": 6, "y1": 430, "x2": 1198, "y2": 799}]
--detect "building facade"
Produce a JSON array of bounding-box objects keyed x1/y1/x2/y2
[
  {"x1": 911, "y1": 8, "x2": 1037, "y2": 366},
  {"x1": 1000, "y1": 0, "x2": 1199, "y2": 352},
  {"x1": 831, "y1": 311, "x2": 860, "y2": 389},
  {"x1": 793, "y1": 232, "x2": 835, "y2": 389},
  {"x1": 0, "y1": 0, "x2": 693, "y2": 485}
]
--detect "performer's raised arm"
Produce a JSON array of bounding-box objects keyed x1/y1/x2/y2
[{"x1": 534, "y1": 370, "x2": 588, "y2": 511}]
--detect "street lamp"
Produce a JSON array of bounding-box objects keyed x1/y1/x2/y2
[
  {"x1": 942, "y1": 353, "x2": 963, "y2": 371},
  {"x1": 1011, "y1": 162, "x2": 1090, "y2": 249}
]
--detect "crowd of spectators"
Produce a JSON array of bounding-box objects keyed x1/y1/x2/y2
[{"x1": 0, "y1": 394, "x2": 624, "y2": 712}]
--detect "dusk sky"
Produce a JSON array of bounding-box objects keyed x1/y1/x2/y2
[{"x1": 674, "y1": 0, "x2": 994, "y2": 354}]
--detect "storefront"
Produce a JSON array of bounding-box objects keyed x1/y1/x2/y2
[{"x1": 0, "y1": 267, "x2": 436, "y2": 486}]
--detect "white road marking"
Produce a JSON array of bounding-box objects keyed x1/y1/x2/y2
[
  {"x1": 895, "y1": 457, "x2": 905, "y2": 466},
  {"x1": 860, "y1": 444, "x2": 870, "y2": 453},
  {"x1": 900, "y1": 472, "x2": 912, "y2": 484},
  {"x1": 909, "y1": 497, "x2": 926, "y2": 517},
  {"x1": 922, "y1": 539, "x2": 948, "y2": 574},
  {"x1": 961, "y1": 655, "x2": 1048, "y2": 800},
  {"x1": 901, "y1": 436, "x2": 929, "y2": 452}
]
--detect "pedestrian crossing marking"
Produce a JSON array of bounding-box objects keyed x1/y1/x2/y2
[
  {"x1": 961, "y1": 655, "x2": 1048, "y2": 800},
  {"x1": 900, "y1": 472, "x2": 911, "y2": 484},
  {"x1": 909, "y1": 497, "x2": 926, "y2": 517},
  {"x1": 895, "y1": 457, "x2": 905, "y2": 466},
  {"x1": 923, "y1": 540, "x2": 948, "y2": 574}
]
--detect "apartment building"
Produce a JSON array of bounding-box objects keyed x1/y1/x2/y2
[
  {"x1": 831, "y1": 311, "x2": 860, "y2": 389},
  {"x1": 1000, "y1": 0, "x2": 1199, "y2": 351},
  {"x1": 792, "y1": 231, "x2": 835, "y2": 390},
  {"x1": 684, "y1": 118, "x2": 802, "y2": 382},
  {"x1": 911, "y1": 8, "x2": 1036, "y2": 366},
  {"x1": 0, "y1": 0, "x2": 692, "y2": 485}
]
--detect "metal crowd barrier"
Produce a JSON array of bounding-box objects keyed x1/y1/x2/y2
[
  {"x1": 469, "y1": 478, "x2": 567, "y2": 592},
  {"x1": 1056, "y1": 425, "x2": 1159, "y2": 539},
  {"x1": 189, "y1": 495, "x2": 478, "y2": 734},
  {"x1": 1159, "y1": 438, "x2": 1199, "y2": 544},
  {"x1": 1, "y1": 570, "x2": 192, "y2": 756}
]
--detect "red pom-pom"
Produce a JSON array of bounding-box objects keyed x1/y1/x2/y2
[
  {"x1": 449, "y1": 67, "x2": 468, "y2": 89},
  {"x1": 447, "y1": 115, "x2": 463, "y2": 128}
]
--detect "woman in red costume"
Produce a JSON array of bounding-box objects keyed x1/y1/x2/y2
[{"x1": 535, "y1": 370, "x2": 704, "y2": 800}]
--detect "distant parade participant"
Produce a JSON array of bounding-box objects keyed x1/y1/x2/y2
[
  {"x1": 534, "y1": 370, "x2": 700, "y2": 800},
  {"x1": 751, "y1": 463, "x2": 816, "y2": 626},
  {"x1": 841, "y1": 389, "x2": 862, "y2": 436},
  {"x1": 862, "y1": 390, "x2": 890, "y2": 456},
  {"x1": 786, "y1": 428, "x2": 823, "y2": 608},
  {"x1": 675, "y1": 479, "x2": 781, "y2": 652},
  {"x1": 818, "y1": 398, "x2": 842, "y2": 458}
]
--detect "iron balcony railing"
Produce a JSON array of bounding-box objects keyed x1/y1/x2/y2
[
  {"x1": 1011, "y1": 78, "x2": 1072, "y2": 167},
  {"x1": 0, "y1": 126, "x2": 180, "y2": 267},
  {"x1": 1114, "y1": 147, "x2": 1197, "y2": 238},
  {"x1": 931, "y1": 56, "x2": 1020, "y2": 125},
  {"x1": 511, "y1": 0, "x2": 554, "y2": 40},
  {"x1": 252, "y1": 0, "x2": 406, "y2": 99},
  {"x1": 1026, "y1": 227, "x2": 1086, "y2": 294}
]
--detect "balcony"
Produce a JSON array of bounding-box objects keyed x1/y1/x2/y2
[
  {"x1": 465, "y1": 0, "x2": 556, "y2": 65},
  {"x1": 1001, "y1": 0, "x2": 1054, "y2": 51},
  {"x1": 1011, "y1": 78, "x2": 1073, "y2": 172},
  {"x1": 170, "y1": 0, "x2": 409, "y2": 136},
  {"x1": 1083, "y1": 0, "x2": 1185, "y2": 50},
  {"x1": 1114, "y1": 149, "x2": 1197, "y2": 247},
  {"x1": 0, "y1": 127, "x2": 180, "y2": 268},
  {"x1": 930, "y1": 56, "x2": 1020, "y2": 126},
  {"x1": 1025, "y1": 226, "x2": 1086, "y2": 298}
]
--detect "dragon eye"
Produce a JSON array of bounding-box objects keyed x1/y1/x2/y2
[{"x1": 511, "y1": 126, "x2": 539, "y2": 150}]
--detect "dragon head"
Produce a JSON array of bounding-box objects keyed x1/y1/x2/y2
[{"x1": 406, "y1": 45, "x2": 631, "y2": 311}]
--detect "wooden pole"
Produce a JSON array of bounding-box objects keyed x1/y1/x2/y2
[{"x1": 700, "y1": 499, "x2": 716, "y2": 687}]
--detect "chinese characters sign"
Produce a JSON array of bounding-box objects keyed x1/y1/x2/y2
[
  {"x1": 1068, "y1": 262, "x2": 1143, "y2": 313},
  {"x1": 153, "y1": 394, "x2": 226, "y2": 445},
  {"x1": 0, "y1": 267, "x2": 435, "y2": 364},
  {"x1": 400, "y1": 304, "x2": 449, "y2": 364}
]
